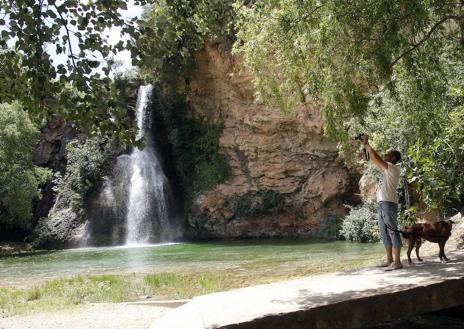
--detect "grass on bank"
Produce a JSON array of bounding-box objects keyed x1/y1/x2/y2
[
  {"x1": 0, "y1": 253, "x2": 383, "y2": 318},
  {"x1": 0, "y1": 272, "x2": 235, "y2": 318}
]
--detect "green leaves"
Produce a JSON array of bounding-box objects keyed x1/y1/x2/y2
[
  {"x1": 1, "y1": 30, "x2": 9, "y2": 39},
  {"x1": 0, "y1": 102, "x2": 52, "y2": 229},
  {"x1": 150, "y1": 92, "x2": 230, "y2": 197},
  {"x1": 340, "y1": 200, "x2": 379, "y2": 243},
  {"x1": 53, "y1": 138, "x2": 115, "y2": 211},
  {"x1": 408, "y1": 108, "x2": 464, "y2": 213},
  {"x1": 361, "y1": 38, "x2": 464, "y2": 214},
  {"x1": 234, "y1": 0, "x2": 464, "y2": 155},
  {"x1": 232, "y1": 0, "x2": 464, "y2": 213},
  {"x1": 0, "y1": 0, "x2": 141, "y2": 145},
  {"x1": 134, "y1": 0, "x2": 236, "y2": 85}
]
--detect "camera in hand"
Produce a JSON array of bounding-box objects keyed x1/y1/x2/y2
[
  {"x1": 355, "y1": 133, "x2": 369, "y2": 160},
  {"x1": 354, "y1": 133, "x2": 366, "y2": 141}
]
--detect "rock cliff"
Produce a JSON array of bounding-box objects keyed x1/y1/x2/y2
[
  {"x1": 32, "y1": 116, "x2": 78, "y2": 222},
  {"x1": 30, "y1": 117, "x2": 84, "y2": 248},
  {"x1": 184, "y1": 42, "x2": 353, "y2": 239}
]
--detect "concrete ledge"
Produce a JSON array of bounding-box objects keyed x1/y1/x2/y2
[
  {"x1": 124, "y1": 300, "x2": 189, "y2": 308},
  {"x1": 150, "y1": 250, "x2": 464, "y2": 329}
]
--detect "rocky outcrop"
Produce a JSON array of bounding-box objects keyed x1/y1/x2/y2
[
  {"x1": 31, "y1": 193, "x2": 85, "y2": 249},
  {"x1": 359, "y1": 174, "x2": 377, "y2": 201},
  {"x1": 33, "y1": 116, "x2": 76, "y2": 170},
  {"x1": 32, "y1": 116, "x2": 80, "y2": 223},
  {"x1": 30, "y1": 117, "x2": 84, "y2": 248},
  {"x1": 184, "y1": 42, "x2": 352, "y2": 238}
]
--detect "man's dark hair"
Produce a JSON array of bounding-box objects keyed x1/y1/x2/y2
[{"x1": 391, "y1": 150, "x2": 401, "y2": 164}]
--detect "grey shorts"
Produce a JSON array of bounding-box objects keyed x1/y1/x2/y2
[{"x1": 378, "y1": 201, "x2": 402, "y2": 248}]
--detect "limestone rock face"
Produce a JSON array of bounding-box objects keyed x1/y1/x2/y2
[
  {"x1": 185, "y1": 42, "x2": 352, "y2": 238},
  {"x1": 33, "y1": 116, "x2": 76, "y2": 170},
  {"x1": 32, "y1": 116, "x2": 80, "y2": 222},
  {"x1": 359, "y1": 174, "x2": 377, "y2": 201}
]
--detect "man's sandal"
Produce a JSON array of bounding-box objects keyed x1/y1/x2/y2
[
  {"x1": 384, "y1": 263, "x2": 403, "y2": 271},
  {"x1": 377, "y1": 260, "x2": 393, "y2": 268}
]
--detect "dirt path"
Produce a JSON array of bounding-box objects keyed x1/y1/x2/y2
[{"x1": 0, "y1": 302, "x2": 175, "y2": 329}]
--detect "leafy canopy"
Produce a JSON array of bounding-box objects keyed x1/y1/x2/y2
[
  {"x1": 234, "y1": 0, "x2": 464, "y2": 152},
  {"x1": 0, "y1": 0, "x2": 147, "y2": 144},
  {"x1": 133, "y1": 0, "x2": 235, "y2": 85},
  {"x1": 363, "y1": 40, "x2": 464, "y2": 212}
]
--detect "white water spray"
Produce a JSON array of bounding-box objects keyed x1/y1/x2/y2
[
  {"x1": 125, "y1": 85, "x2": 180, "y2": 245},
  {"x1": 81, "y1": 85, "x2": 182, "y2": 247}
]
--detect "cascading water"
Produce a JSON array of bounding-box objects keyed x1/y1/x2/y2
[
  {"x1": 125, "y1": 85, "x2": 177, "y2": 245},
  {"x1": 82, "y1": 85, "x2": 182, "y2": 246}
]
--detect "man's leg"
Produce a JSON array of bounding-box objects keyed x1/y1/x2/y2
[
  {"x1": 386, "y1": 247, "x2": 393, "y2": 264},
  {"x1": 383, "y1": 202, "x2": 402, "y2": 268},
  {"x1": 379, "y1": 202, "x2": 393, "y2": 265},
  {"x1": 393, "y1": 247, "x2": 401, "y2": 266}
]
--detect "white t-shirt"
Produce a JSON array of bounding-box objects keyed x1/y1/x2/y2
[{"x1": 376, "y1": 162, "x2": 400, "y2": 203}]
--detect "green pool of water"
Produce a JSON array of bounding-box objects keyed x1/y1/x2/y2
[{"x1": 0, "y1": 239, "x2": 385, "y2": 287}]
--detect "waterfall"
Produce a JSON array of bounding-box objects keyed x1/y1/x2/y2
[
  {"x1": 125, "y1": 85, "x2": 180, "y2": 245},
  {"x1": 82, "y1": 85, "x2": 182, "y2": 246}
]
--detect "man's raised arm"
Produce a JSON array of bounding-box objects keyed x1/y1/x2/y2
[{"x1": 361, "y1": 135, "x2": 388, "y2": 171}]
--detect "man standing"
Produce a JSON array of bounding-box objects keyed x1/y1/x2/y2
[{"x1": 360, "y1": 135, "x2": 403, "y2": 270}]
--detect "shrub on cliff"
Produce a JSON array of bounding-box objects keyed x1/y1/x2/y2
[
  {"x1": 339, "y1": 201, "x2": 379, "y2": 243},
  {"x1": 53, "y1": 138, "x2": 119, "y2": 211},
  {"x1": 151, "y1": 93, "x2": 230, "y2": 198},
  {"x1": 230, "y1": 190, "x2": 284, "y2": 220},
  {"x1": 0, "y1": 102, "x2": 52, "y2": 229}
]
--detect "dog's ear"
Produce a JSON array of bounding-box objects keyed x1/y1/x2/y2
[{"x1": 448, "y1": 220, "x2": 455, "y2": 224}]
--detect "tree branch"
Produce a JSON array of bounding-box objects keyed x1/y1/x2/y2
[
  {"x1": 53, "y1": 4, "x2": 77, "y2": 69},
  {"x1": 390, "y1": 15, "x2": 464, "y2": 68}
]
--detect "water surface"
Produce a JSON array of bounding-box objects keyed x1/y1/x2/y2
[{"x1": 0, "y1": 240, "x2": 385, "y2": 287}]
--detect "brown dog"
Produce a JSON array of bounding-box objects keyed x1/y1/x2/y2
[{"x1": 403, "y1": 220, "x2": 454, "y2": 264}]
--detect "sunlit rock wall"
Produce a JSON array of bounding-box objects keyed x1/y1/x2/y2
[{"x1": 184, "y1": 42, "x2": 353, "y2": 239}]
